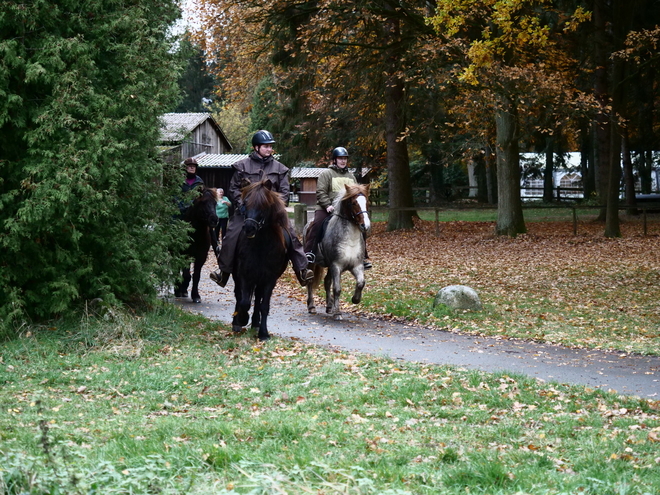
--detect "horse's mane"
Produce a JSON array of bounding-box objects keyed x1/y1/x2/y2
[
  {"x1": 332, "y1": 183, "x2": 369, "y2": 209},
  {"x1": 241, "y1": 179, "x2": 289, "y2": 231}
]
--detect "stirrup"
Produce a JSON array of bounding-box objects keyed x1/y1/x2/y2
[
  {"x1": 210, "y1": 270, "x2": 230, "y2": 287},
  {"x1": 305, "y1": 252, "x2": 316, "y2": 264}
]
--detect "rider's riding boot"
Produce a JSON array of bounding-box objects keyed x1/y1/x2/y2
[
  {"x1": 210, "y1": 270, "x2": 230, "y2": 287},
  {"x1": 363, "y1": 259, "x2": 372, "y2": 270},
  {"x1": 296, "y1": 268, "x2": 314, "y2": 287}
]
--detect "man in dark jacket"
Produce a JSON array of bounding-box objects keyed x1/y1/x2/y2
[{"x1": 210, "y1": 130, "x2": 313, "y2": 287}]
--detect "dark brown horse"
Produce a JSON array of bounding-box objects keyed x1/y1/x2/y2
[
  {"x1": 175, "y1": 187, "x2": 218, "y2": 303},
  {"x1": 232, "y1": 178, "x2": 289, "y2": 340},
  {"x1": 304, "y1": 183, "x2": 370, "y2": 320}
]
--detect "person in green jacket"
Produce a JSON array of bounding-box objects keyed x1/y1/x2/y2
[
  {"x1": 212, "y1": 188, "x2": 232, "y2": 244},
  {"x1": 304, "y1": 147, "x2": 371, "y2": 269}
]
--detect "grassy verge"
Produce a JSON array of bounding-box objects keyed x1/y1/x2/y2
[{"x1": 1, "y1": 306, "x2": 659, "y2": 494}]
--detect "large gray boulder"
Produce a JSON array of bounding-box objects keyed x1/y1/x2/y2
[{"x1": 434, "y1": 285, "x2": 482, "y2": 311}]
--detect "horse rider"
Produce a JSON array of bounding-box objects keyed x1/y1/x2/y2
[
  {"x1": 303, "y1": 146, "x2": 372, "y2": 270},
  {"x1": 209, "y1": 130, "x2": 314, "y2": 287},
  {"x1": 177, "y1": 157, "x2": 205, "y2": 217}
]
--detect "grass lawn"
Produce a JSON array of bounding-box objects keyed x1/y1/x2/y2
[
  {"x1": 2, "y1": 212, "x2": 660, "y2": 493},
  {"x1": 1, "y1": 307, "x2": 659, "y2": 494}
]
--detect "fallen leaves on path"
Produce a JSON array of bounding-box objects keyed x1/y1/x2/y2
[{"x1": 280, "y1": 218, "x2": 660, "y2": 354}]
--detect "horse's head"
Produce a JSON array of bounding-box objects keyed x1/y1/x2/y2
[
  {"x1": 339, "y1": 183, "x2": 371, "y2": 234},
  {"x1": 190, "y1": 186, "x2": 219, "y2": 229},
  {"x1": 241, "y1": 179, "x2": 288, "y2": 240}
]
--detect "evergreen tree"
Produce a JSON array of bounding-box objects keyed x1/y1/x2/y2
[
  {"x1": 0, "y1": 0, "x2": 185, "y2": 327},
  {"x1": 174, "y1": 32, "x2": 216, "y2": 112}
]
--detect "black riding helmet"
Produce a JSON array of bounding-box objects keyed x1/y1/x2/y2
[
  {"x1": 332, "y1": 147, "x2": 349, "y2": 159},
  {"x1": 252, "y1": 130, "x2": 276, "y2": 146}
]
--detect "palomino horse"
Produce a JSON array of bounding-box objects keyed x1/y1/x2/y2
[
  {"x1": 175, "y1": 187, "x2": 218, "y2": 303},
  {"x1": 232, "y1": 178, "x2": 289, "y2": 341},
  {"x1": 304, "y1": 183, "x2": 371, "y2": 320}
]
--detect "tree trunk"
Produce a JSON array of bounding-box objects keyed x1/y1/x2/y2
[
  {"x1": 604, "y1": 125, "x2": 622, "y2": 237},
  {"x1": 467, "y1": 158, "x2": 478, "y2": 198},
  {"x1": 621, "y1": 130, "x2": 637, "y2": 215},
  {"x1": 385, "y1": 72, "x2": 415, "y2": 231},
  {"x1": 495, "y1": 95, "x2": 526, "y2": 236},
  {"x1": 543, "y1": 136, "x2": 555, "y2": 202},
  {"x1": 580, "y1": 127, "x2": 596, "y2": 200},
  {"x1": 638, "y1": 151, "x2": 653, "y2": 194},
  {"x1": 485, "y1": 143, "x2": 497, "y2": 205},
  {"x1": 593, "y1": 0, "x2": 611, "y2": 221}
]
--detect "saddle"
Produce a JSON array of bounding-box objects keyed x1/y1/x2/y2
[{"x1": 309, "y1": 216, "x2": 332, "y2": 267}]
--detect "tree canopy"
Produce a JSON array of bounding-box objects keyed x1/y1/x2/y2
[{"x1": 192, "y1": 0, "x2": 659, "y2": 236}]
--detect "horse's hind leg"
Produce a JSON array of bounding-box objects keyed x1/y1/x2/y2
[
  {"x1": 176, "y1": 266, "x2": 191, "y2": 297},
  {"x1": 190, "y1": 259, "x2": 204, "y2": 303},
  {"x1": 350, "y1": 265, "x2": 366, "y2": 304},
  {"x1": 307, "y1": 266, "x2": 322, "y2": 314},
  {"x1": 327, "y1": 266, "x2": 343, "y2": 320},
  {"x1": 251, "y1": 288, "x2": 263, "y2": 331}
]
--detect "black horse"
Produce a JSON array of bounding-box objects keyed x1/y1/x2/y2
[
  {"x1": 232, "y1": 178, "x2": 289, "y2": 341},
  {"x1": 175, "y1": 187, "x2": 218, "y2": 303}
]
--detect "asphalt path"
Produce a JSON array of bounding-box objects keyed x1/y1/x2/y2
[{"x1": 172, "y1": 264, "x2": 660, "y2": 399}]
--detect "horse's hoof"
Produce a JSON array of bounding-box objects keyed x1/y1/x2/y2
[
  {"x1": 351, "y1": 295, "x2": 362, "y2": 304},
  {"x1": 174, "y1": 291, "x2": 187, "y2": 298},
  {"x1": 232, "y1": 324, "x2": 244, "y2": 334},
  {"x1": 326, "y1": 306, "x2": 332, "y2": 314},
  {"x1": 333, "y1": 314, "x2": 343, "y2": 321},
  {"x1": 192, "y1": 297, "x2": 201, "y2": 304},
  {"x1": 258, "y1": 334, "x2": 271, "y2": 342},
  {"x1": 308, "y1": 307, "x2": 317, "y2": 314}
]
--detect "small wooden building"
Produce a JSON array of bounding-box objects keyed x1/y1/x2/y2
[{"x1": 160, "y1": 113, "x2": 232, "y2": 163}]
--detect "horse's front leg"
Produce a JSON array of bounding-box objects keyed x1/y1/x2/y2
[
  {"x1": 328, "y1": 265, "x2": 343, "y2": 320},
  {"x1": 232, "y1": 280, "x2": 253, "y2": 334},
  {"x1": 349, "y1": 265, "x2": 366, "y2": 304},
  {"x1": 255, "y1": 282, "x2": 277, "y2": 341}
]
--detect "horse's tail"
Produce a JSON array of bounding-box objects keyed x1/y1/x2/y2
[{"x1": 311, "y1": 264, "x2": 324, "y2": 290}]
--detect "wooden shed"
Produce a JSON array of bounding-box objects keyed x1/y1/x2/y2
[{"x1": 160, "y1": 113, "x2": 232, "y2": 163}]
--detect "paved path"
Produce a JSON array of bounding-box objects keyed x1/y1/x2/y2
[{"x1": 172, "y1": 266, "x2": 660, "y2": 399}]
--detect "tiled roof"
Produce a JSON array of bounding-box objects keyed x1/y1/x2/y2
[
  {"x1": 160, "y1": 112, "x2": 214, "y2": 142},
  {"x1": 291, "y1": 167, "x2": 371, "y2": 178},
  {"x1": 290, "y1": 167, "x2": 325, "y2": 179},
  {"x1": 196, "y1": 154, "x2": 249, "y2": 168}
]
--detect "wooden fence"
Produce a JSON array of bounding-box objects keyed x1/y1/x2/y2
[{"x1": 293, "y1": 203, "x2": 660, "y2": 237}]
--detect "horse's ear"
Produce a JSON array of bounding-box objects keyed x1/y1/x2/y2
[
  {"x1": 240, "y1": 178, "x2": 251, "y2": 190},
  {"x1": 263, "y1": 179, "x2": 273, "y2": 190}
]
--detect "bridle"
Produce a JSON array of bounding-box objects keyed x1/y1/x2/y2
[{"x1": 335, "y1": 193, "x2": 369, "y2": 230}]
